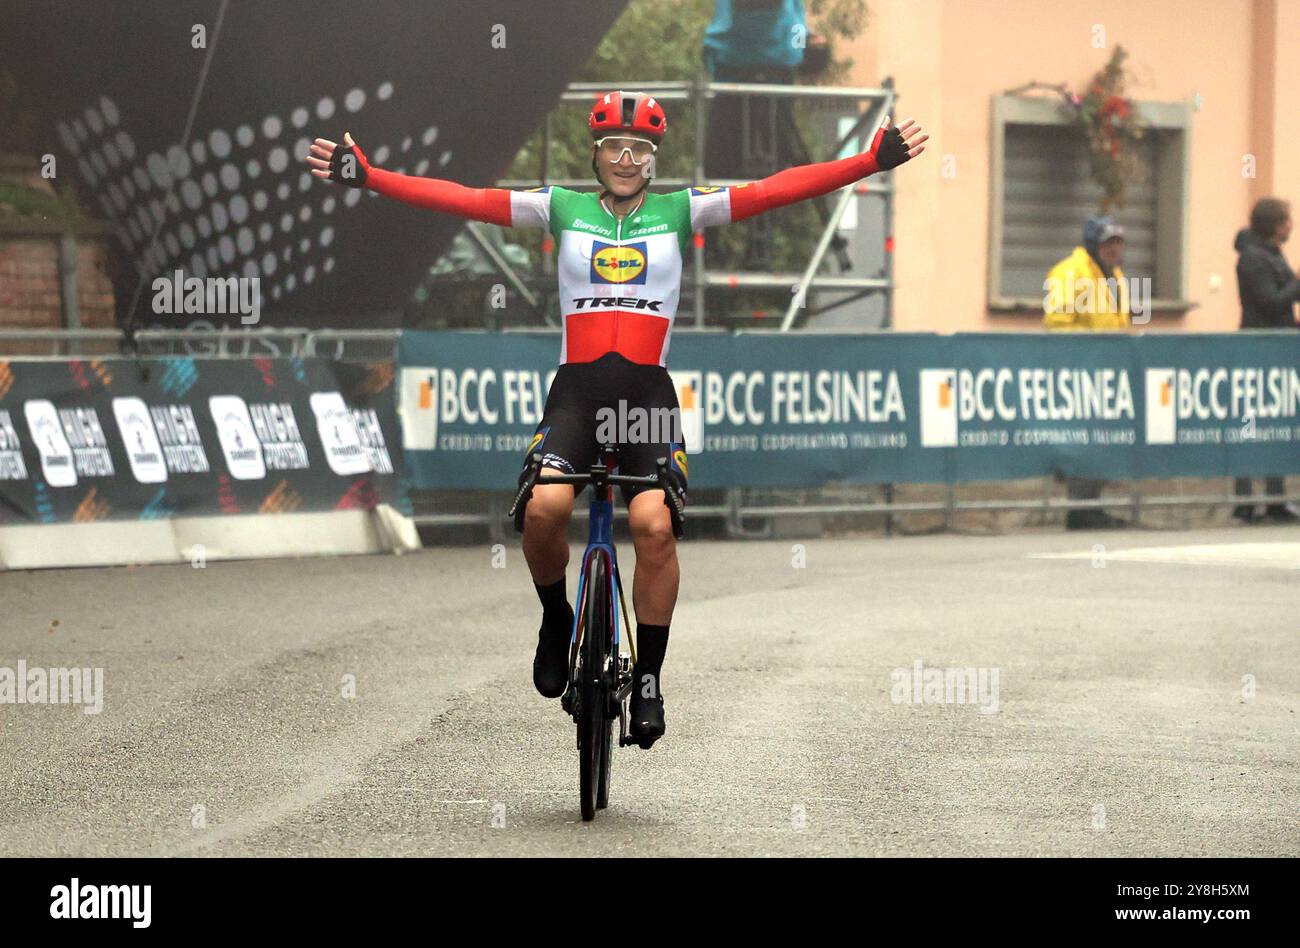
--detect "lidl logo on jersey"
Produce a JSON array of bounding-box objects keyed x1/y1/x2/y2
[
  {"x1": 591, "y1": 241, "x2": 648, "y2": 285},
  {"x1": 689, "y1": 186, "x2": 723, "y2": 196}
]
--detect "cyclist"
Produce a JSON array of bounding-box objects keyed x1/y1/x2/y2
[{"x1": 308, "y1": 90, "x2": 926, "y2": 748}]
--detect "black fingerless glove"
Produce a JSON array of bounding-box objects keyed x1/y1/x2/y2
[
  {"x1": 328, "y1": 141, "x2": 370, "y2": 188},
  {"x1": 874, "y1": 126, "x2": 910, "y2": 171}
]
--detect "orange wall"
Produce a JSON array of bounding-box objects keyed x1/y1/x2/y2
[{"x1": 847, "y1": 0, "x2": 1298, "y2": 333}]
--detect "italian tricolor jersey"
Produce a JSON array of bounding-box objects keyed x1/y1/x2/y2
[{"x1": 507, "y1": 186, "x2": 735, "y2": 368}]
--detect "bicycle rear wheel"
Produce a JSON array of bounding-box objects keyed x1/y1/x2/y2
[{"x1": 578, "y1": 551, "x2": 613, "y2": 821}]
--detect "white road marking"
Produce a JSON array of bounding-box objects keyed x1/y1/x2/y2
[{"x1": 1031, "y1": 542, "x2": 1300, "y2": 570}]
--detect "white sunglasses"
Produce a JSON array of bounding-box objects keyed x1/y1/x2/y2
[{"x1": 595, "y1": 136, "x2": 658, "y2": 164}]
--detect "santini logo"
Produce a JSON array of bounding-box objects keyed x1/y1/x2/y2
[{"x1": 50, "y1": 878, "x2": 151, "y2": 928}]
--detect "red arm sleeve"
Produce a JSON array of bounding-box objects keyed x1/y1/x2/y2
[
  {"x1": 727, "y1": 150, "x2": 880, "y2": 223},
  {"x1": 365, "y1": 166, "x2": 514, "y2": 226}
]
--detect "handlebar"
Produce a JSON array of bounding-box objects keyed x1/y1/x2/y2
[{"x1": 509, "y1": 452, "x2": 685, "y2": 539}]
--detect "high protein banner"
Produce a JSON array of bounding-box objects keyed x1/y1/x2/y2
[
  {"x1": 0, "y1": 357, "x2": 403, "y2": 524},
  {"x1": 398, "y1": 330, "x2": 1300, "y2": 489}
]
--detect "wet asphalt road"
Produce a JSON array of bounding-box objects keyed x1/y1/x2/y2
[{"x1": 1, "y1": 525, "x2": 1296, "y2": 856}]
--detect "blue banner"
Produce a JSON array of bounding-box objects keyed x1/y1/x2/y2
[{"x1": 398, "y1": 330, "x2": 1300, "y2": 489}]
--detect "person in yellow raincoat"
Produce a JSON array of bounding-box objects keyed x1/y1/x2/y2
[
  {"x1": 1044, "y1": 216, "x2": 1129, "y2": 527},
  {"x1": 1044, "y1": 216, "x2": 1130, "y2": 330}
]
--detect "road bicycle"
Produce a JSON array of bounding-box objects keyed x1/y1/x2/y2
[{"x1": 510, "y1": 446, "x2": 684, "y2": 821}]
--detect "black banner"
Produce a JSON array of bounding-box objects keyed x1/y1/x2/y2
[
  {"x1": 0, "y1": 856, "x2": 1284, "y2": 933},
  {"x1": 0, "y1": 357, "x2": 404, "y2": 524}
]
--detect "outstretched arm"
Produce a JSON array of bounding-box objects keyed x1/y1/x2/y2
[
  {"x1": 307, "y1": 132, "x2": 541, "y2": 227},
  {"x1": 693, "y1": 117, "x2": 928, "y2": 228}
]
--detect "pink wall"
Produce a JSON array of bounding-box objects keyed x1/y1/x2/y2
[{"x1": 847, "y1": 0, "x2": 1297, "y2": 332}]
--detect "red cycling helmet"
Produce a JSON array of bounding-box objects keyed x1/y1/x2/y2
[{"x1": 588, "y1": 90, "x2": 667, "y2": 142}]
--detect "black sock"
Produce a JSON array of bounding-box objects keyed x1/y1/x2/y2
[
  {"x1": 633, "y1": 622, "x2": 669, "y2": 697},
  {"x1": 535, "y1": 577, "x2": 571, "y2": 633},
  {"x1": 535, "y1": 576, "x2": 567, "y2": 614}
]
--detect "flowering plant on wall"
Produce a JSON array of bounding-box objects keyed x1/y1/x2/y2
[{"x1": 1063, "y1": 46, "x2": 1146, "y2": 212}]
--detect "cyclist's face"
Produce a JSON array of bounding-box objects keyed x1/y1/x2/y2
[{"x1": 595, "y1": 137, "x2": 655, "y2": 198}]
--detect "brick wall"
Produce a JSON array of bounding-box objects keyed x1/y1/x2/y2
[
  {"x1": 0, "y1": 153, "x2": 118, "y2": 341},
  {"x1": 0, "y1": 236, "x2": 116, "y2": 331}
]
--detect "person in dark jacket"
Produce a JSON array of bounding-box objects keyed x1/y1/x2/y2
[{"x1": 1232, "y1": 197, "x2": 1300, "y2": 523}]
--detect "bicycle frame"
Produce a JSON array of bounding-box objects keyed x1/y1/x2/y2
[
  {"x1": 568, "y1": 449, "x2": 634, "y2": 733},
  {"x1": 507, "y1": 444, "x2": 685, "y2": 819},
  {"x1": 510, "y1": 444, "x2": 683, "y2": 699}
]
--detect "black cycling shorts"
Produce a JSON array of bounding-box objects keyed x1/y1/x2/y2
[{"x1": 521, "y1": 351, "x2": 688, "y2": 508}]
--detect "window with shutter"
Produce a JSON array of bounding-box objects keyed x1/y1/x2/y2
[{"x1": 988, "y1": 96, "x2": 1193, "y2": 314}]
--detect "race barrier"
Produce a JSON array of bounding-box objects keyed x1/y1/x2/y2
[
  {"x1": 0, "y1": 355, "x2": 414, "y2": 568},
  {"x1": 398, "y1": 330, "x2": 1300, "y2": 489}
]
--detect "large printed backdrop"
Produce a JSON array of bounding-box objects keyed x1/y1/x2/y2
[
  {"x1": 0, "y1": 0, "x2": 628, "y2": 327},
  {"x1": 0, "y1": 357, "x2": 403, "y2": 524}
]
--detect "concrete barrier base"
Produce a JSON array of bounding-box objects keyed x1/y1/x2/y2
[{"x1": 0, "y1": 505, "x2": 421, "y2": 570}]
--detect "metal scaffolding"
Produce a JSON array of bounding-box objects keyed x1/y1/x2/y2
[{"x1": 491, "y1": 77, "x2": 898, "y2": 331}]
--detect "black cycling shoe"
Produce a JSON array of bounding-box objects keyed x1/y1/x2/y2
[
  {"x1": 628, "y1": 691, "x2": 665, "y2": 749},
  {"x1": 532, "y1": 607, "x2": 573, "y2": 699}
]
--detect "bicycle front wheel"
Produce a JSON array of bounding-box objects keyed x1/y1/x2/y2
[{"x1": 578, "y1": 550, "x2": 612, "y2": 821}]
